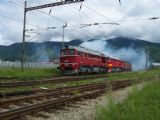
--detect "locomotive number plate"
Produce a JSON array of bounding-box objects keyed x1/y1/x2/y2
[{"x1": 64, "y1": 63, "x2": 69, "y2": 66}]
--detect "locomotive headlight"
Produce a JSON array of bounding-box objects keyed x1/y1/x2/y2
[{"x1": 108, "y1": 64, "x2": 113, "y2": 68}]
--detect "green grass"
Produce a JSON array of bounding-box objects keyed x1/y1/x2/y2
[
  {"x1": 0, "y1": 68, "x2": 60, "y2": 80},
  {"x1": 108, "y1": 69, "x2": 160, "y2": 81},
  {"x1": 95, "y1": 80, "x2": 160, "y2": 120},
  {"x1": 0, "y1": 68, "x2": 159, "y2": 82},
  {"x1": 0, "y1": 78, "x2": 108, "y2": 93}
]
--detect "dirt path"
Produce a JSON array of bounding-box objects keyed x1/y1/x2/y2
[{"x1": 26, "y1": 83, "x2": 145, "y2": 120}]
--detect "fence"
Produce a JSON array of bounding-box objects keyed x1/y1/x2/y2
[{"x1": 0, "y1": 60, "x2": 58, "y2": 69}]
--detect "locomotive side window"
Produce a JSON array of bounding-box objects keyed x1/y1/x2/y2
[{"x1": 102, "y1": 57, "x2": 106, "y2": 63}]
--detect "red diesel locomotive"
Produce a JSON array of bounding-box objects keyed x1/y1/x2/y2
[{"x1": 58, "y1": 46, "x2": 132, "y2": 74}]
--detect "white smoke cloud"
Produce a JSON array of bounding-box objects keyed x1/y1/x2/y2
[
  {"x1": 81, "y1": 40, "x2": 147, "y2": 71},
  {"x1": 35, "y1": 45, "x2": 49, "y2": 62}
]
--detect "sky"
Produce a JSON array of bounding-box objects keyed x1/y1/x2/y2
[{"x1": 0, "y1": 0, "x2": 160, "y2": 45}]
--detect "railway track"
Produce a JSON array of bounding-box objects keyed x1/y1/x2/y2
[
  {"x1": 0, "y1": 76, "x2": 157, "y2": 120},
  {"x1": 0, "y1": 81, "x2": 108, "y2": 98},
  {"x1": 0, "y1": 74, "x2": 108, "y2": 88},
  {"x1": 0, "y1": 89, "x2": 105, "y2": 120},
  {"x1": 0, "y1": 80, "x2": 142, "y2": 120},
  {"x1": 0, "y1": 76, "x2": 153, "y2": 98},
  {"x1": 0, "y1": 77, "x2": 17, "y2": 80},
  {"x1": 0, "y1": 83, "x2": 107, "y2": 107}
]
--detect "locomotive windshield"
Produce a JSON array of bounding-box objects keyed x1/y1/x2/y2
[{"x1": 61, "y1": 49, "x2": 75, "y2": 56}]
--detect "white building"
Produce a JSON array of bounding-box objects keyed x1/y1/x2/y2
[{"x1": 152, "y1": 63, "x2": 160, "y2": 68}]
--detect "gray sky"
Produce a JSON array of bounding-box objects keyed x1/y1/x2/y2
[{"x1": 0, "y1": 0, "x2": 160, "y2": 45}]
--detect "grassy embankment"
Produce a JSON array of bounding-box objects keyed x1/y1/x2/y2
[
  {"x1": 0, "y1": 68, "x2": 60, "y2": 80},
  {"x1": 0, "y1": 68, "x2": 159, "y2": 81},
  {"x1": 108, "y1": 68, "x2": 160, "y2": 80},
  {"x1": 95, "y1": 80, "x2": 160, "y2": 120}
]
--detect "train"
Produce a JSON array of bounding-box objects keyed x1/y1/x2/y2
[{"x1": 58, "y1": 45, "x2": 132, "y2": 75}]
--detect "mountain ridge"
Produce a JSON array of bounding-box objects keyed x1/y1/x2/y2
[{"x1": 0, "y1": 37, "x2": 159, "y2": 62}]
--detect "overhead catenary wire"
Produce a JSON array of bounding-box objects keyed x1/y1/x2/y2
[
  {"x1": 0, "y1": 13, "x2": 65, "y2": 42},
  {"x1": 35, "y1": 9, "x2": 97, "y2": 36},
  {"x1": 13, "y1": 0, "x2": 24, "y2": 4},
  {"x1": 82, "y1": 2, "x2": 159, "y2": 37},
  {"x1": 65, "y1": 4, "x2": 102, "y2": 36},
  {"x1": 0, "y1": 14, "x2": 57, "y2": 33},
  {"x1": 80, "y1": 22, "x2": 119, "y2": 28},
  {"x1": 67, "y1": 4, "x2": 116, "y2": 38},
  {"x1": 27, "y1": 33, "x2": 41, "y2": 41},
  {"x1": 82, "y1": 4, "x2": 114, "y2": 23},
  {"x1": 5, "y1": 0, "x2": 160, "y2": 42},
  {"x1": 9, "y1": 0, "x2": 97, "y2": 37},
  {"x1": 8, "y1": 0, "x2": 22, "y2": 6},
  {"x1": 81, "y1": 3, "x2": 120, "y2": 37},
  {"x1": 6, "y1": 1, "x2": 86, "y2": 41}
]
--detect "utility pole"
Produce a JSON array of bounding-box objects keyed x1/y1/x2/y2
[
  {"x1": 21, "y1": 1, "x2": 27, "y2": 71},
  {"x1": 145, "y1": 51, "x2": 149, "y2": 70},
  {"x1": 62, "y1": 25, "x2": 65, "y2": 48},
  {"x1": 21, "y1": 0, "x2": 84, "y2": 71},
  {"x1": 62, "y1": 22, "x2": 67, "y2": 48}
]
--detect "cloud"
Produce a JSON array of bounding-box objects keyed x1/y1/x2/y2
[{"x1": 0, "y1": 0, "x2": 160, "y2": 45}]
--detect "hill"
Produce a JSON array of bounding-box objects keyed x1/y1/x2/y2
[{"x1": 0, "y1": 37, "x2": 159, "y2": 62}]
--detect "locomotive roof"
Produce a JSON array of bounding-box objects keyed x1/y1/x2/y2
[
  {"x1": 63, "y1": 46, "x2": 105, "y2": 56},
  {"x1": 108, "y1": 56, "x2": 121, "y2": 61}
]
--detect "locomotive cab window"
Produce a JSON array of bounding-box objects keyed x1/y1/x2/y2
[
  {"x1": 61, "y1": 49, "x2": 75, "y2": 56},
  {"x1": 78, "y1": 52, "x2": 81, "y2": 55}
]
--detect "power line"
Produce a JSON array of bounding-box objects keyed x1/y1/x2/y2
[
  {"x1": 8, "y1": 1, "x2": 160, "y2": 26},
  {"x1": 14, "y1": 0, "x2": 24, "y2": 4},
  {"x1": 80, "y1": 22, "x2": 119, "y2": 28},
  {"x1": 8, "y1": 0, "x2": 97, "y2": 37},
  {"x1": 6, "y1": 0, "x2": 139, "y2": 38},
  {"x1": 6, "y1": 0, "x2": 160, "y2": 40},
  {"x1": 36, "y1": 9, "x2": 96, "y2": 36},
  {"x1": 27, "y1": 33, "x2": 40, "y2": 41},
  {"x1": 115, "y1": 17, "x2": 159, "y2": 22},
  {"x1": 34, "y1": 2, "x2": 98, "y2": 36},
  {"x1": 67, "y1": 4, "x2": 116, "y2": 38},
  {"x1": 68, "y1": 4, "x2": 93, "y2": 22},
  {"x1": 37, "y1": 10, "x2": 96, "y2": 36},
  {"x1": 83, "y1": 4, "x2": 114, "y2": 22},
  {"x1": 8, "y1": 0, "x2": 23, "y2": 6},
  {"x1": 81, "y1": 3, "x2": 120, "y2": 38},
  {"x1": 0, "y1": 14, "x2": 57, "y2": 33},
  {"x1": 69, "y1": 5, "x2": 102, "y2": 28},
  {"x1": 82, "y1": 3, "x2": 160, "y2": 38},
  {"x1": 67, "y1": 4, "x2": 120, "y2": 37}
]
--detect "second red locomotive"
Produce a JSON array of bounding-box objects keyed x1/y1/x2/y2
[{"x1": 59, "y1": 45, "x2": 132, "y2": 75}]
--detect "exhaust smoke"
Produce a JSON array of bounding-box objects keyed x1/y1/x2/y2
[{"x1": 80, "y1": 39, "x2": 148, "y2": 71}]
